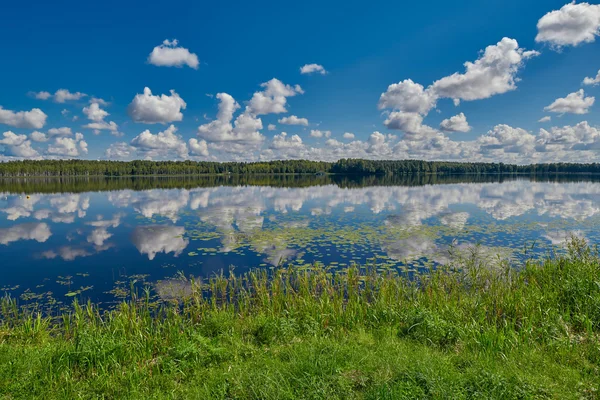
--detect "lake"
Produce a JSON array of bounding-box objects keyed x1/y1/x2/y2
[{"x1": 1, "y1": 174, "x2": 598, "y2": 310}]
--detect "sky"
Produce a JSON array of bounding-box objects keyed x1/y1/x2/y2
[{"x1": 1, "y1": 0, "x2": 600, "y2": 164}]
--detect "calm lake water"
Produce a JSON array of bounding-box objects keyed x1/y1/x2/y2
[{"x1": 1, "y1": 175, "x2": 599, "y2": 309}]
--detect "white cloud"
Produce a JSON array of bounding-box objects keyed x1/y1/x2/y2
[
  {"x1": 267, "y1": 124, "x2": 276, "y2": 131},
  {"x1": 544, "y1": 89, "x2": 595, "y2": 114},
  {"x1": 32, "y1": 91, "x2": 51, "y2": 100},
  {"x1": 148, "y1": 39, "x2": 199, "y2": 69},
  {"x1": 431, "y1": 38, "x2": 539, "y2": 102},
  {"x1": 270, "y1": 132, "x2": 304, "y2": 149},
  {"x1": 278, "y1": 115, "x2": 309, "y2": 126},
  {"x1": 30, "y1": 89, "x2": 87, "y2": 103},
  {"x1": 128, "y1": 87, "x2": 186, "y2": 124},
  {"x1": 48, "y1": 127, "x2": 73, "y2": 137},
  {"x1": 30, "y1": 131, "x2": 48, "y2": 142},
  {"x1": 105, "y1": 142, "x2": 135, "y2": 159},
  {"x1": 440, "y1": 112, "x2": 471, "y2": 132},
  {"x1": 83, "y1": 121, "x2": 121, "y2": 136},
  {"x1": 247, "y1": 78, "x2": 303, "y2": 115},
  {"x1": 83, "y1": 102, "x2": 109, "y2": 122},
  {"x1": 538, "y1": 116, "x2": 551, "y2": 123},
  {"x1": 343, "y1": 132, "x2": 355, "y2": 140},
  {"x1": 130, "y1": 124, "x2": 189, "y2": 159},
  {"x1": 536, "y1": 2, "x2": 600, "y2": 48},
  {"x1": 310, "y1": 129, "x2": 331, "y2": 138},
  {"x1": 189, "y1": 138, "x2": 209, "y2": 156},
  {"x1": 0, "y1": 107, "x2": 47, "y2": 129},
  {"x1": 478, "y1": 124, "x2": 536, "y2": 155},
  {"x1": 197, "y1": 93, "x2": 264, "y2": 144},
  {"x1": 383, "y1": 111, "x2": 439, "y2": 140},
  {"x1": 300, "y1": 64, "x2": 327, "y2": 75},
  {"x1": 0, "y1": 131, "x2": 39, "y2": 157},
  {"x1": 583, "y1": 69, "x2": 600, "y2": 85},
  {"x1": 378, "y1": 38, "x2": 537, "y2": 141},
  {"x1": 81, "y1": 101, "x2": 120, "y2": 135},
  {"x1": 537, "y1": 121, "x2": 600, "y2": 152},
  {"x1": 378, "y1": 79, "x2": 437, "y2": 114},
  {"x1": 47, "y1": 133, "x2": 88, "y2": 157},
  {"x1": 89, "y1": 97, "x2": 110, "y2": 106},
  {"x1": 54, "y1": 89, "x2": 87, "y2": 103}
]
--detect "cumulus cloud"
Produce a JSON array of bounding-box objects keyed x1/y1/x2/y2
[
  {"x1": 0, "y1": 131, "x2": 39, "y2": 157},
  {"x1": 343, "y1": 132, "x2": 355, "y2": 140},
  {"x1": 148, "y1": 39, "x2": 199, "y2": 69},
  {"x1": 440, "y1": 112, "x2": 471, "y2": 132},
  {"x1": 583, "y1": 69, "x2": 600, "y2": 85},
  {"x1": 270, "y1": 132, "x2": 304, "y2": 149},
  {"x1": 310, "y1": 129, "x2": 331, "y2": 138},
  {"x1": 130, "y1": 124, "x2": 189, "y2": 159},
  {"x1": 0, "y1": 106, "x2": 47, "y2": 129},
  {"x1": 83, "y1": 102, "x2": 109, "y2": 122},
  {"x1": 300, "y1": 64, "x2": 327, "y2": 75},
  {"x1": 47, "y1": 133, "x2": 88, "y2": 157},
  {"x1": 47, "y1": 127, "x2": 73, "y2": 137},
  {"x1": 536, "y1": 2, "x2": 600, "y2": 48},
  {"x1": 30, "y1": 131, "x2": 48, "y2": 142},
  {"x1": 267, "y1": 124, "x2": 276, "y2": 131},
  {"x1": 83, "y1": 121, "x2": 121, "y2": 136},
  {"x1": 383, "y1": 112, "x2": 439, "y2": 140},
  {"x1": 54, "y1": 89, "x2": 87, "y2": 103},
  {"x1": 189, "y1": 138, "x2": 209, "y2": 156},
  {"x1": 544, "y1": 89, "x2": 595, "y2": 114},
  {"x1": 378, "y1": 38, "x2": 536, "y2": 142},
  {"x1": 538, "y1": 116, "x2": 552, "y2": 123},
  {"x1": 478, "y1": 124, "x2": 536, "y2": 155},
  {"x1": 104, "y1": 142, "x2": 135, "y2": 159},
  {"x1": 430, "y1": 38, "x2": 539, "y2": 102},
  {"x1": 378, "y1": 79, "x2": 437, "y2": 115},
  {"x1": 247, "y1": 78, "x2": 303, "y2": 115},
  {"x1": 31, "y1": 89, "x2": 87, "y2": 103},
  {"x1": 537, "y1": 121, "x2": 600, "y2": 152},
  {"x1": 32, "y1": 91, "x2": 51, "y2": 100},
  {"x1": 197, "y1": 93, "x2": 264, "y2": 144},
  {"x1": 278, "y1": 115, "x2": 309, "y2": 126},
  {"x1": 81, "y1": 101, "x2": 121, "y2": 135},
  {"x1": 128, "y1": 87, "x2": 186, "y2": 124}
]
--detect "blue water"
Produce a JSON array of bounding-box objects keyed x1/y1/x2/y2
[{"x1": 1, "y1": 176, "x2": 599, "y2": 309}]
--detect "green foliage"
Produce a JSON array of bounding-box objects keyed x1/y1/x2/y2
[
  {"x1": 1, "y1": 158, "x2": 600, "y2": 177},
  {"x1": 1, "y1": 240, "x2": 600, "y2": 398}
]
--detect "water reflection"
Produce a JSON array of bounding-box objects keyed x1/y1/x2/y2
[
  {"x1": 1, "y1": 174, "x2": 600, "y2": 305},
  {"x1": 131, "y1": 226, "x2": 189, "y2": 260}
]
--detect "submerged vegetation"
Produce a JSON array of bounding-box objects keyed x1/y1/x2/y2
[
  {"x1": 1, "y1": 239, "x2": 599, "y2": 398},
  {"x1": 2, "y1": 158, "x2": 600, "y2": 177}
]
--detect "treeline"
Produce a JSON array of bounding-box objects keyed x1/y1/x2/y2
[
  {"x1": 330, "y1": 159, "x2": 600, "y2": 175},
  {"x1": 2, "y1": 159, "x2": 600, "y2": 177}
]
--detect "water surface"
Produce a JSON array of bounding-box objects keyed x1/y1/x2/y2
[{"x1": 1, "y1": 175, "x2": 598, "y2": 309}]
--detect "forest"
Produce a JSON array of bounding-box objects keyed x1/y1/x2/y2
[{"x1": 1, "y1": 158, "x2": 600, "y2": 177}]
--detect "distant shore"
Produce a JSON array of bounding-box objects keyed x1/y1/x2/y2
[{"x1": 2, "y1": 158, "x2": 600, "y2": 178}]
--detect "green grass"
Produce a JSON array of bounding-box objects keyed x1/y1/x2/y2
[{"x1": 1, "y1": 238, "x2": 600, "y2": 399}]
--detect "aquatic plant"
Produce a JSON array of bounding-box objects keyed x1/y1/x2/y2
[{"x1": 0, "y1": 238, "x2": 599, "y2": 398}]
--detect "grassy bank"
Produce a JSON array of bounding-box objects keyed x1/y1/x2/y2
[{"x1": 1, "y1": 239, "x2": 599, "y2": 399}]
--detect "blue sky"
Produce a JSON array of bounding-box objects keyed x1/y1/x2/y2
[{"x1": 1, "y1": 0, "x2": 600, "y2": 163}]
